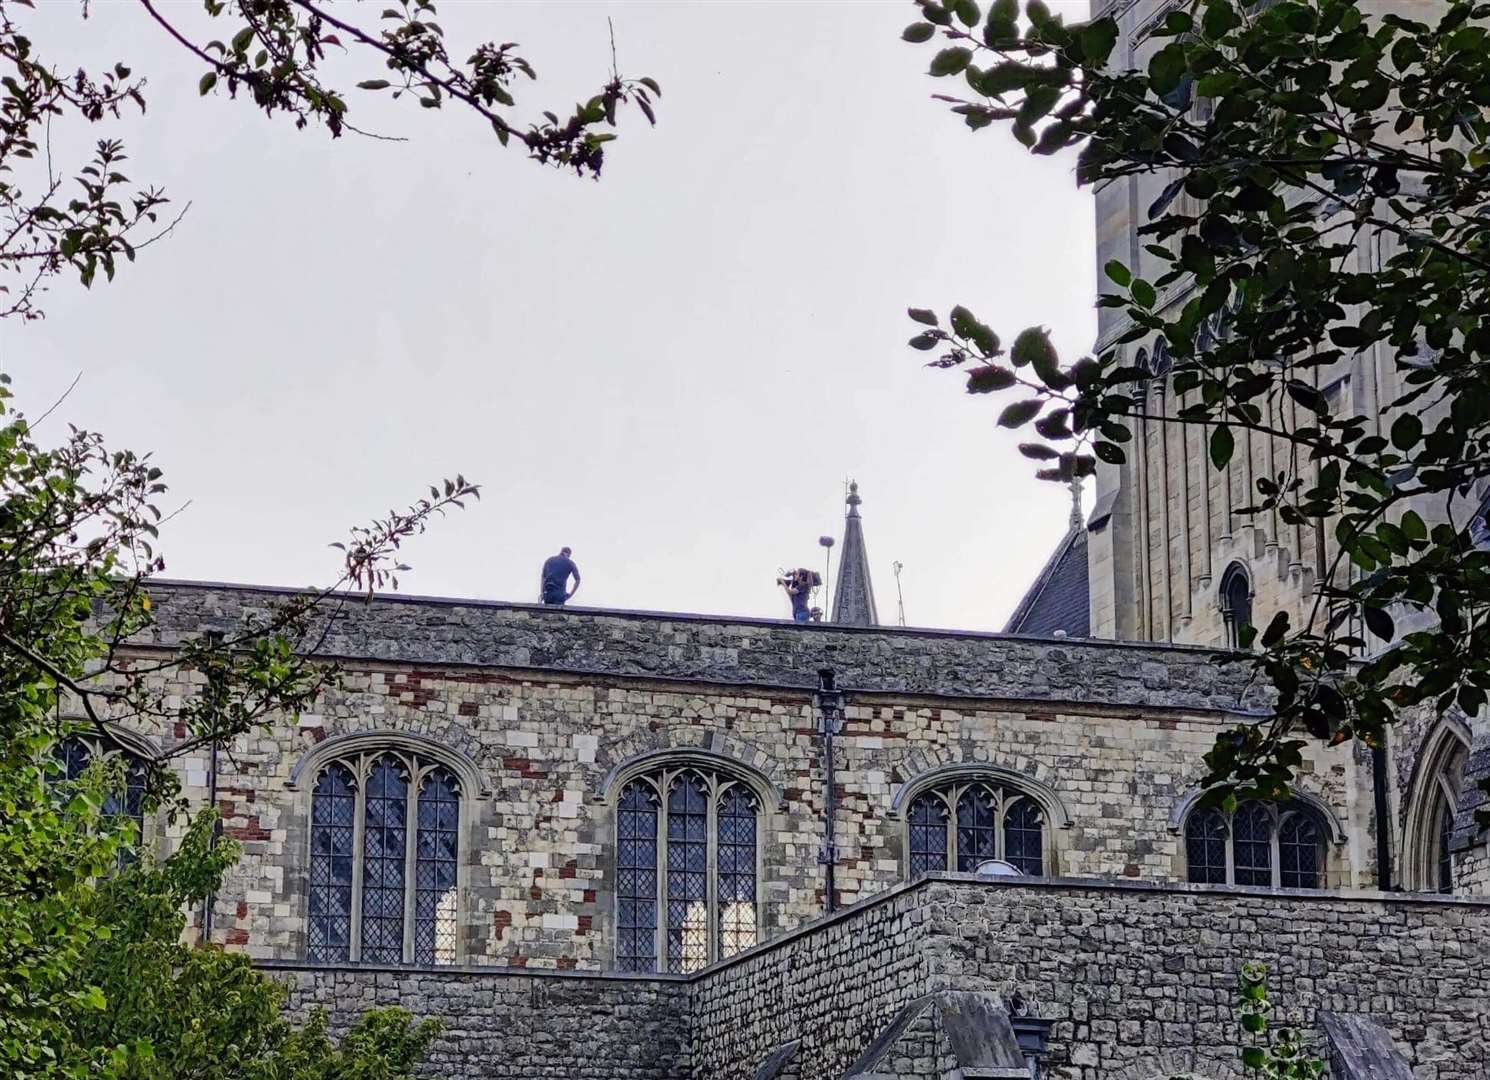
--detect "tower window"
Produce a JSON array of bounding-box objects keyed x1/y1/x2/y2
[
  {"x1": 614, "y1": 764, "x2": 762, "y2": 974},
  {"x1": 307, "y1": 749, "x2": 462, "y2": 965},
  {"x1": 1219, "y1": 563, "x2": 1253, "y2": 648}
]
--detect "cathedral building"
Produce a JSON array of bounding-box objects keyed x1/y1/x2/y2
[{"x1": 80, "y1": 3, "x2": 1490, "y2": 1075}]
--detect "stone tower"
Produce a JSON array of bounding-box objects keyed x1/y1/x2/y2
[{"x1": 830, "y1": 481, "x2": 879, "y2": 627}]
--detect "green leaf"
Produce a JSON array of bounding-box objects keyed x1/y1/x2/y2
[
  {"x1": 1210, "y1": 425, "x2": 1234, "y2": 469},
  {"x1": 357, "y1": 79, "x2": 392, "y2": 90},
  {"x1": 1079, "y1": 18, "x2": 1119, "y2": 65},
  {"x1": 1019, "y1": 442, "x2": 1060, "y2": 460},
  {"x1": 1148, "y1": 42, "x2": 1188, "y2": 95},
  {"x1": 997, "y1": 399, "x2": 1043, "y2": 428},
  {"x1": 902, "y1": 22, "x2": 937, "y2": 43},
  {"x1": 1103, "y1": 260, "x2": 1131, "y2": 287},
  {"x1": 908, "y1": 308, "x2": 939, "y2": 326},
  {"x1": 1401, "y1": 510, "x2": 1427, "y2": 542},
  {"x1": 953, "y1": 0, "x2": 980, "y2": 27},
  {"x1": 1260, "y1": 610, "x2": 1290, "y2": 649},
  {"x1": 198, "y1": 71, "x2": 218, "y2": 95},
  {"x1": 908, "y1": 332, "x2": 941, "y2": 351},
  {"x1": 1390, "y1": 413, "x2": 1422, "y2": 450},
  {"x1": 966, "y1": 365, "x2": 1016, "y2": 393},
  {"x1": 1131, "y1": 279, "x2": 1157, "y2": 309},
  {"x1": 1363, "y1": 605, "x2": 1395, "y2": 642},
  {"x1": 930, "y1": 47, "x2": 974, "y2": 76}
]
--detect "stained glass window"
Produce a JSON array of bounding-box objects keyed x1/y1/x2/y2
[
  {"x1": 1003, "y1": 798, "x2": 1044, "y2": 876},
  {"x1": 415, "y1": 768, "x2": 460, "y2": 965},
  {"x1": 955, "y1": 787, "x2": 998, "y2": 873},
  {"x1": 308, "y1": 763, "x2": 357, "y2": 962},
  {"x1": 307, "y1": 749, "x2": 461, "y2": 965},
  {"x1": 907, "y1": 792, "x2": 949, "y2": 876},
  {"x1": 1187, "y1": 799, "x2": 1329, "y2": 889},
  {"x1": 716, "y1": 785, "x2": 758, "y2": 960},
  {"x1": 666, "y1": 772, "x2": 709, "y2": 973},
  {"x1": 1232, "y1": 801, "x2": 1273, "y2": 886},
  {"x1": 360, "y1": 756, "x2": 409, "y2": 963},
  {"x1": 616, "y1": 782, "x2": 659, "y2": 972},
  {"x1": 615, "y1": 764, "x2": 762, "y2": 973},
  {"x1": 1278, "y1": 813, "x2": 1320, "y2": 889},
  {"x1": 905, "y1": 779, "x2": 1047, "y2": 879},
  {"x1": 1185, "y1": 807, "x2": 1228, "y2": 885},
  {"x1": 53, "y1": 736, "x2": 148, "y2": 866}
]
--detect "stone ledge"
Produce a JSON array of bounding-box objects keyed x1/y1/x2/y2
[
  {"x1": 258, "y1": 958, "x2": 688, "y2": 983},
  {"x1": 137, "y1": 579, "x2": 1263, "y2": 714}
]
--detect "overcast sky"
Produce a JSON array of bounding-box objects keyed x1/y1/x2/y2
[{"x1": 4, "y1": 0, "x2": 1095, "y2": 631}]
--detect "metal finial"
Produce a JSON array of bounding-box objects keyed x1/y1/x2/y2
[{"x1": 846, "y1": 479, "x2": 862, "y2": 516}]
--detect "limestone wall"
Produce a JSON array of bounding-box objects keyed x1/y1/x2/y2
[{"x1": 112, "y1": 583, "x2": 1381, "y2": 969}]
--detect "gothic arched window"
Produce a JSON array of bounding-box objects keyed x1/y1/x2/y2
[
  {"x1": 53, "y1": 734, "x2": 149, "y2": 865},
  {"x1": 613, "y1": 764, "x2": 762, "y2": 974},
  {"x1": 1219, "y1": 562, "x2": 1253, "y2": 648},
  {"x1": 904, "y1": 778, "x2": 1047, "y2": 877},
  {"x1": 307, "y1": 749, "x2": 462, "y2": 965},
  {"x1": 1403, "y1": 722, "x2": 1469, "y2": 893},
  {"x1": 1183, "y1": 799, "x2": 1327, "y2": 889}
]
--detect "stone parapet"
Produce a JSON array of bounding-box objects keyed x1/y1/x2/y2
[{"x1": 138, "y1": 580, "x2": 1259, "y2": 713}]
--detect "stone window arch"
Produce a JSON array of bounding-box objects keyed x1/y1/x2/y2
[
  {"x1": 1402, "y1": 718, "x2": 1470, "y2": 893},
  {"x1": 1181, "y1": 797, "x2": 1331, "y2": 889},
  {"x1": 1219, "y1": 562, "x2": 1253, "y2": 648},
  {"x1": 303, "y1": 743, "x2": 467, "y2": 965},
  {"x1": 52, "y1": 728, "x2": 153, "y2": 865},
  {"x1": 897, "y1": 766, "x2": 1066, "y2": 878},
  {"x1": 608, "y1": 754, "x2": 770, "y2": 974}
]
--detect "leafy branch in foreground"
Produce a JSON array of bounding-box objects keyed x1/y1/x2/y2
[
  {"x1": 902, "y1": 0, "x2": 1490, "y2": 808},
  {"x1": 0, "y1": 370, "x2": 471, "y2": 1075},
  {"x1": 0, "y1": 0, "x2": 659, "y2": 319}
]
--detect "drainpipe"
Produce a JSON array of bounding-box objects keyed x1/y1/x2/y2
[
  {"x1": 814, "y1": 669, "x2": 843, "y2": 914},
  {"x1": 1373, "y1": 742, "x2": 1393, "y2": 891},
  {"x1": 203, "y1": 630, "x2": 224, "y2": 940}
]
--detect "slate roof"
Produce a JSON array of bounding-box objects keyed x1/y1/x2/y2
[{"x1": 1003, "y1": 522, "x2": 1090, "y2": 638}]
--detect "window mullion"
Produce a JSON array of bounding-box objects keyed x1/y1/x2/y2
[
  {"x1": 349, "y1": 761, "x2": 367, "y2": 962},
  {"x1": 402, "y1": 763, "x2": 420, "y2": 964},
  {"x1": 706, "y1": 782, "x2": 719, "y2": 966},
  {"x1": 1224, "y1": 816, "x2": 1235, "y2": 886},
  {"x1": 945, "y1": 789, "x2": 958, "y2": 870},
  {"x1": 1270, "y1": 810, "x2": 1282, "y2": 889},
  {"x1": 655, "y1": 773, "x2": 669, "y2": 974}
]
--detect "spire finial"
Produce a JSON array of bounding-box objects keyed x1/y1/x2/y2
[
  {"x1": 846, "y1": 479, "x2": 861, "y2": 517},
  {"x1": 1069, "y1": 474, "x2": 1084, "y2": 531}
]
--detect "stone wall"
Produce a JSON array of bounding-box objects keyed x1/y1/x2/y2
[
  {"x1": 687, "y1": 883, "x2": 930, "y2": 1079},
  {"x1": 688, "y1": 876, "x2": 1490, "y2": 1080},
  {"x1": 114, "y1": 582, "x2": 1382, "y2": 970},
  {"x1": 272, "y1": 964, "x2": 690, "y2": 1079}
]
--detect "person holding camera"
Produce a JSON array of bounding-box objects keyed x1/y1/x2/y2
[{"x1": 779, "y1": 568, "x2": 819, "y2": 623}]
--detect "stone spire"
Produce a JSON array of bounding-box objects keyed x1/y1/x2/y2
[
  {"x1": 1069, "y1": 475, "x2": 1084, "y2": 531},
  {"x1": 831, "y1": 481, "x2": 879, "y2": 627}
]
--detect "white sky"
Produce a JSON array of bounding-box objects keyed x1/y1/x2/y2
[{"x1": 3, "y1": 0, "x2": 1095, "y2": 631}]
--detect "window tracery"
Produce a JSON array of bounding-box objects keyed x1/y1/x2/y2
[
  {"x1": 53, "y1": 734, "x2": 148, "y2": 865},
  {"x1": 307, "y1": 749, "x2": 461, "y2": 964},
  {"x1": 905, "y1": 778, "x2": 1047, "y2": 877},
  {"x1": 614, "y1": 763, "x2": 761, "y2": 974},
  {"x1": 1402, "y1": 722, "x2": 1469, "y2": 893},
  {"x1": 1183, "y1": 799, "x2": 1326, "y2": 889}
]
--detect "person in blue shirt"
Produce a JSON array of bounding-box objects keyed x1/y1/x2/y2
[
  {"x1": 540, "y1": 547, "x2": 581, "y2": 606},
  {"x1": 780, "y1": 568, "x2": 817, "y2": 622}
]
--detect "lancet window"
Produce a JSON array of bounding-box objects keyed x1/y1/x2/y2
[
  {"x1": 614, "y1": 764, "x2": 761, "y2": 974},
  {"x1": 1184, "y1": 799, "x2": 1327, "y2": 889},
  {"x1": 906, "y1": 779, "x2": 1046, "y2": 877},
  {"x1": 307, "y1": 749, "x2": 461, "y2": 965}
]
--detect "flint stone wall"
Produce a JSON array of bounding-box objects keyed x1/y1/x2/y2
[
  {"x1": 689, "y1": 876, "x2": 1490, "y2": 1080},
  {"x1": 273, "y1": 964, "x2": 690, "y2": 1079},
  {"x1": 137, "y1": 581, "x2": 1262, "y2": 711}
]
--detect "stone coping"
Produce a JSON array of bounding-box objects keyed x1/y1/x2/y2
[
  {"x1": 254, "y1": 873, "x2": 1490, "y2": 986},
  {"x1": 138, "y1": 580, "x2": 1264, "y2": 713}
]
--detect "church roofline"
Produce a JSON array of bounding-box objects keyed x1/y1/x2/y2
[
  {"x1": 139, "y1": 577, "x2": 1218, "y2": 653},
  {"x1": 134, "y1": 578, "x2": 1260, "y2": 715}
]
